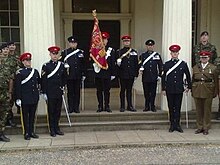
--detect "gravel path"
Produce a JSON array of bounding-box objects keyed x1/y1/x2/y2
[{"x1": 1, "y1": 144, "x2": 220, "y2": 165}]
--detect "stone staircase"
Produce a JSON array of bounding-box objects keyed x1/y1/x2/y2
[
  {"x1": 6, "y1": 88, "x2": 220, "y2": 135},
  {"x1": 5, "y1": 110, "x2": 220, "y2": 135}
]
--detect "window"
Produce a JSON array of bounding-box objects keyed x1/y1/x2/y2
[
  {"x1": 72, "y1": 0, "x2": 120, "y2": 13},
  {"x1": 0, "y1": 0, "x2": 20, "y2": 51}
]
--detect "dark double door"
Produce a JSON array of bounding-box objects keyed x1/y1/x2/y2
[{"x1": 72, "y1": 20, "x2": 120, "y2": 88}]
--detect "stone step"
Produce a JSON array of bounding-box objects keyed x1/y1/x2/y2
[
  {"x1": 5, "y1": 119, "x2": 220, "y2": 135},
  {"x1": 12, "y1": 111, "x2": 218, "y2": 124},
  {"x1": 5, "y1": 111, "x2": 220, "y2": 135}
]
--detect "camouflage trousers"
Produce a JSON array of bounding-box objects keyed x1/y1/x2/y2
[{"x1": 0, "y1": 90, "x2": 10, "y2": 131}]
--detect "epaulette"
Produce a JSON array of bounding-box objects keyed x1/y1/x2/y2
[
  {"x1": 16, "y1": 68, "x2": 22, "y2": 75},
  {"x1": 58, "y1": 56, "x2": 62, "y2": 60}
]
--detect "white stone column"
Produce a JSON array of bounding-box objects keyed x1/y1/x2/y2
[
  {"x1": 161, "y1": 0, "x2": 192, "y2": 111},
  {"x1": 23, "y1": 0, "x2": 56, "y2": 114}
]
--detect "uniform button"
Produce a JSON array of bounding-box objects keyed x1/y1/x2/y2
[
  {"x1": 174, "y1": 81, "x2": 176, "y2": 83},
  {"x1": 174, "y1": 71, "x2": 176, "y2": 73},
  {"x1": 174, "y1": 76, "x2": 176, "y2": 78}
]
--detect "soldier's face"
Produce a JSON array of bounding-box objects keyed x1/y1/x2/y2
[
  {"x1": 22, "y1": 59, "x2": 31, "y2": 67},
  {"x1": 170, "y1": 51, "x2": 179, "y2": 58},
  {"x1": 200, "y1": 56, "x2": 209, "y2": 63},
  {"x1": 103, "y1": 38, "x2": 108, "y2": 46},
  {"x1": 8, "y1": 44, "x2": 16, "y2": 51},
  {"x1": 50, "y1": 52, "x2": 59, "y2": 61},
  {"x1": 122, "y1": 40, "x2": 131, "y2": 47},
  {"x1": 146, "y1": 45, "x2": 154, "y2": 51},
  {"x1": 200, "y1": 34, "x2": 209, "y2": 42},
  {"x1": 1, "y1": 47, "x2": 9, "y2": 56},
  {"x1": 69, "y1": 42, "x2": 77, "y2": 49}
]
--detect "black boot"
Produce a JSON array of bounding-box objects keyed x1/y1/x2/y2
[
  {"x1": 6, "y1": 119, "x2": 17, "y2": 127},
  {"x1": 105, "y1": 105, "x2": 112, "y2": 113},
  {"x1": 0, "y1": 132, "x2": 10, "y2": 142}
]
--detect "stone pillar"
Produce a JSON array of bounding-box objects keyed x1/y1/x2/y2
[
  {"x1": 161, "y1": 0, "x2": 192, "y2": 111},
  {"x1": 23, "y1": 0, "x2": 56, "y2": 114}
]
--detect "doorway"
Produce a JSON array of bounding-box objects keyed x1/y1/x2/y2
[{"x1": 72, "y1": 20, "x2": 120, "y2": 88}]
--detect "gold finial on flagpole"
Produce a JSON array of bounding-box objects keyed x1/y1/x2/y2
[{"x1": 92, "y1": 10, "x2": 97, "y2": 17}]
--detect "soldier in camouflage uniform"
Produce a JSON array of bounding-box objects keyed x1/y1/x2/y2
[
  {"x1": 192, "y1": 31, "x2": 220, "y2": 120},
  {"x1": 192, "y1": 31, "x2": 217, "y2": 67},
  {"x1": 0, "y1": 44, "x2": 14, "y2": 142},
  {"x1": 5, "y1": 41, "x2": 20, "y2": 127}
]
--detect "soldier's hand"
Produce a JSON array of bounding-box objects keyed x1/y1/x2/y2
[
  {"x1": 162, "y1": 90, "x2": 166, "y2": 96},
  {"x1": 82, "y1": 76, "x2": 86, "y2": 81},
  {"x1": 184, "y1": 88, "x2": 190, "y2": 93},
  {"x1": 16, "y1": 99, "x2": 22, "y2": 107},
  {"x1": 42, "y1": 94, "x2": 48, "y2": 101},
  {"x1": 111, "y1": 76, "x2": 115, "y2": 80}
]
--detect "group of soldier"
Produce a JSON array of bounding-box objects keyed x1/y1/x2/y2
[{"x1": 0, "y1": 30, "x2": 219, "y2": 142}]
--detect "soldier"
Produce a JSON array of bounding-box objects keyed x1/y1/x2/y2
[
  {"x1": 162, "y1": 45, "x2": 191, "y2": 133},
  {"x1": 192, "y1": 51, "x2": 218, "y2": 135},
  {"x1": 0, "y1": 44, "x2": 14, "y2": 142},
  {"x1": 139, "y1": 39, "x2": 163, "y2": 112},
  {"x1": 41, "y1": 46, "x2": 66, "y2": 137},
  {"x1": 94, "y1": 32, "x2": 116, "y2": 113},
  {"x1": 192, "y1": 31, "x2": 217, "y2": 66},
  {"x1": 60, "y1": 36, "x2": 85, "y2": 113},
  {"x1": 116, "y1": 35, "x2": 139, "y2": 112},
  {"x1": 15, "y1": 53, "x2": 40, "y2": 140},
  {"x1": 6, "y1": 41, "x2": 20, "y2": 126}
]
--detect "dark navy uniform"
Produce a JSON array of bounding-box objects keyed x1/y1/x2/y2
[
  {"x1": 15, "y1": 52, "x2": 40, "y2": 140},
  {"x1": 61, "y1": 48, "x2": 85, "y2": 113},
  {"x1": 116, "y1": 46, "x2": 139, "y2": 111},
  {"x1": 140, "y1": 50, "x2": 163, "y2": 111},
  {"x1": 41, "y1": 59, "x2": 66, "y2": 136},
  {"x1": 15, "y1": 67, "x2": 40, "y2": 138},
  {"x1": 162, "y1": 58, "x2": 191, "y2": 131},
  {"x1": 95, "y1": 46, "x2": 116, "y2": 112}
]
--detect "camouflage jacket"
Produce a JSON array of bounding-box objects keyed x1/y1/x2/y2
[
  {"x1": 7, "y1": 53, "x2": 20, "y2": 77},
  {"x1": 0, "y1": 58, "x2": 14, "y2": 89},
  {"x1": 192, "y1": 42, "x2": 217, "y2": 67}
]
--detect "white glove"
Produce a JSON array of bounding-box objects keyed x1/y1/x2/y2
[
  {"x1": 42, "y1": 94, "x2": 48, "y2": 101},
  {"x1": 111, "y1": 76, "x2": 115, "y2": 80},
  {"x1": 157, "y1": 76, "x2": 161, "y2": 81},
  {"x1": 82, "y1": 76, "x2": 86, "y2": 81},
  {"x1": 117, "y1": 59, "x2": 122, "y2": 66},
  {"x1": 16, "y1": 99, "x2": 21, "y2": 107}
]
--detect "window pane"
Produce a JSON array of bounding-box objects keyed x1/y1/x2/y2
[
  {"x1": 10, "y1": 12, "x2": 19, "y2": 26},
  {"x1": 72, "y1": 0, "x2": 120, "y2": 13},
  {"x1": 0, "y1": 28, "x2": 10, "y2": 42},
  {"x1": 0, "y1": 12, "x2": 9, "y2": 26},
  {"x1": 10, "y1": 0, "x2": 19, "y2": 10},
  {"x1": 0, "y1": 0, "x2": 9, "y2": 10},
  {"x1": 11, "y1": 28, "x2": 20, "y2": 42}
]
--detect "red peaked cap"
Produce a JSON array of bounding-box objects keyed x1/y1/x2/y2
[
  {"x1": 101, "y1": 32, "x2": 110, "y2": 39},
  {"x1": 169, "y1": 44, "x2": 181, "y2": 52},
  {"x1": 121, "y1": 35, "x2": 131, "y2": 40},
  {"x1": 48, "y1": 46, "x2": 60, "y2": 53},
  {"x1": 20, "y1": 52, "x2": 32, "y2": 61},
  {"x1": 199, "y1": 51, "x2": 212, "y2": 57}
]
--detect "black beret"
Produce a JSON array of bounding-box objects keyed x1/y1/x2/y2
[
  {"x1": 0, "y1": 43, "x2": 8, "y2": 50},
  {"x1": 200, "y1": 31, "x2": 209, "y2": 36},
  {"x1": 7, "y1": 41, "x2": 15, "y2": 45}
]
